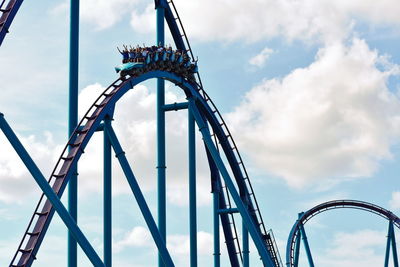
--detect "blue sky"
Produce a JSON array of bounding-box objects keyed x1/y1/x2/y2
[{"x1": 1, "y1": 0, "x2": 400, "y2": 266}]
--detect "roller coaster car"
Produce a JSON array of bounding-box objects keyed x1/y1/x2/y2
[
  {"x1": 115, "y1": 48, "x2": 199, "y2": 82},
  {"x1": 115, "y1": 62, "x2": 144, "y2": 74}
]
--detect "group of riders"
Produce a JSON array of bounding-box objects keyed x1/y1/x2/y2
[{"x1": 117, "y1": 44, "x2": 191, "y2": 64}]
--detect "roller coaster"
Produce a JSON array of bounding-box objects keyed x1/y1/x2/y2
[{"x1": 0, "y1": 0, "x2": 399, "y2": 267}]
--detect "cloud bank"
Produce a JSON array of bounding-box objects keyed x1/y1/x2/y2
[{"x1": 227, "y1": 38, "x2": 400, "y2": 188}]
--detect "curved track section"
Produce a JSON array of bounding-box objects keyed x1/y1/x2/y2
[
  {"x1": 11, "y1": 65, "x2": 278, "y2": 266},
  {"x1": 164, "y1": 1, "x2": 282, "y2": 265},
  {"x1": 286, "y1": 199, "x2": 400, "y2": 267},
  {"x1": 0, "y1": 0, "x2": 23, "y2": 46}
]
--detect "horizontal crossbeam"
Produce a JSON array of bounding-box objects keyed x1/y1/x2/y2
[{"x1": 163, "y1": 101, "x2": 188, "y2": 111}]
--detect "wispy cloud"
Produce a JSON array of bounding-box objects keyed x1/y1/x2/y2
[
  {"x1": 129, "y1": 0, "x2": 400, "y2": 44},
  {"x1": 389, "y1": 191, "x2": 400, "y2": 210},
  {"x1": 249, "y1": 47, "x2": 274, "y2": 68}
]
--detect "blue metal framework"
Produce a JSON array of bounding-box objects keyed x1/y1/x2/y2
[
  {"x1": 286, "y1": 200, "x2": 400, "y2": 267},
  {"x1": 2, "y1": 1, "x2": 400, "y2": 267},
  {"x1": 5, "y1": 67, "x2": 282, "y2": 266},
  {"x1": 3, "y1": 0, "x2": 282, "y2": 266},
  {"x1": 0, "y1": 0, "x2": 24, "y2": 46}
]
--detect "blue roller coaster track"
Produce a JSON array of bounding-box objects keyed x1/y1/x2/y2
[
  {"x1": 286, "y1": 200, "x2": 400, "y2": 267},
  {"x1": 0, "y1": 0, "x2": 23, "y2": 46},
  {"x1": 2, "y1": 1, "x2": 399, "y2": 267},
  {"x1": 2, "y1": 0, "x2": 282, "y2": 266}
]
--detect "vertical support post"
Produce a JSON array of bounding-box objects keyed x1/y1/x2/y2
[
  {"x1": 213, "y1": 188, "x2": 220, "y2": 267},
  {"x1": 390, "y1": 220, "x2": 399, "y2": 267},
  {"x1": 68, "y1": 0, "x2": 79, "y2": 266},
  {"x1": 157, "y1": 2, "x2": 166, "y2": 267},
  {"x1": 243, "y1": 222, "x2": 249, "y2": 267},
  {"x1": 189, "y1": 108, "x2": 197, "y2": 266},
  {"x1": 298, "y1": 218, "x2": 314, "y2": 267},
  {"x1": 385, "y1": 221, "x2": 391, "y2": 267},
  {"x1": 188, "y1": 100, "x2": 275, "y2": 267},
  {"x1": 104, "y1": 117, "x2": 112, "y2": 266}
]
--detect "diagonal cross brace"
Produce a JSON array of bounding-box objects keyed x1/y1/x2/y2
[
  {"x1": 186, "y1": 100, "x2": 276, "y2": 267},
  {"x1": 104, "y1": 122, "x2": 175, "y2": 267},
  {"x1": 0, "y1": 113, "x2": 105, "y2": 266}
]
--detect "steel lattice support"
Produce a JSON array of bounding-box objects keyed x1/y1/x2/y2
[
  {"x1": 3, "y1": 0, "x2": 285, "y2": 265},
  {"x1": 0, "y1": 114, "x2": 105, "y2": 267}
]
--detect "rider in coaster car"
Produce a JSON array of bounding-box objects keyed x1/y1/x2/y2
[
  {"x1": 128, "y1": 46, "x2": 136, "y2": 62},
  {"x1": 117, "y1": 45, "x2": 129, "y2": 63}
]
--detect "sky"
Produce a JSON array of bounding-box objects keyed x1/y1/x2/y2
[{"x1": 1, "y1": 0, "x2": 400, "y2": 266}]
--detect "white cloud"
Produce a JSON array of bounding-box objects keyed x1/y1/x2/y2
[
  {"x1": 115, "y1": 226, "x2": 213, "y2": 256},
  {"x1": 130, "y1": 4, "x2": 156, "y2": 34},
  {"x1": 389, "y1": 191, "x2": 400, "y2": 210},
  {"x1": 318, "y1": 229, "x2": 386, "y2": 267},
  {"x1": 83, "y1": 0, "x2": 140, "y2": 30},
  {"x1": 53, "y1": 0, "x2": 140, "y2": 30},
  {"x1": 114, "y1": 226, "x2": 154, "y2": 252},
  {"x1": 226, "y1": 38, "x2": 400, "y2": 189},
  {"x1": 249, "y1": 47, "x2": 274, "y2": 68},
  {"x1": 0, "y1": 131, "x2": 60, "y2": 203},
  {"x1": 50, "y1": 0, "x2": 400, "y2": 43},
  {"x1": 129, "y1": 0, "x2": 400, "y2": 44}
]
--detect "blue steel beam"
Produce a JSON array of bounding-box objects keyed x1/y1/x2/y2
[
  {"x1": 105, "y1": 123, "x2": 175, "y2": 267},
  {"x1": 0, "y1": 113, "x2": 104, "y2": 266},
  {"x1": 187, "y1": 99, "x2": 276, "y2": 267},
  {"x1": 385, "y1": 221, "x2": 391, "y2": 267},
  {"x1": 0, "y1": 0, "x2": 24, "y2": 46},
  {"x1": 156, "y1": 3, "x2": 167, "y2": 267},
  {"x1": 157, "y1": 0, "x2": 186, "y2": 51},
  {"x1": 203, "y1": 118, "x2": 240, "y2": 267},
  {"x1": 103, "y1": 116, "x2": 112, "y2": 267},
  {"x1": 68, "y1": 0, "x2": 79, "y2": 266},
  {"x1": 213, "y1": 189, "x2": 221, "y2": 267},
  {"x1": 188, "y1": 107, "x2": 197, "y2": 267},
  {"x1": 243, "y1": 223, "x2": 249, "y2": 267},
  {"x1": 218, "y1": 208, "x2": 239, "y2": 214},
  {"x1": 390, "y1": 220, "x2": 399, "y2": 267},
  {"x1": 163, "y1": 102, "x2": 189, "y2": 112},
  {"x1": 298, "y1": 221, "x2": 314, "y2": 267}
]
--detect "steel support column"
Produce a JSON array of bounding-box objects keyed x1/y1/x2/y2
[
  {"x1": 385, "y1": 221, "x2": 391, "y2": 267},
  {"x1": 213, "y1": 187, "x2": 221, "y2": 267},
  {"x1": 188, "y1": 99, "x2": 275, "y2": 267},
  {"x1": 298, "y1": 218, "x2": 314, "y2": 267},
  {"x1": 189, "y1": 107, "x2": 197, "y2": 267},
  {"x1": 243, "y1": 222, "x2": 249, "y2": 267},
  {"x1": 105, "y1": 124, "x2": 175, "y2": 267},
  {"x1": 103, "y1": 116, "x2": 112, "y2": 266},
  {"x1": 157, "y1": 3, "x2": 166, "y2": 267},
  {"x1": 390, "y1": 220, "x2": 399, "y2": 267},
  {"x1": 0, "y1": 113, "x2": 104, "y2": 266},
  {"x1": 385, "y1": 220, "x2": 399, "y2": 267},
  {"x1": 68, "y1": 0, "x2": 79, "y2": 266}
]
